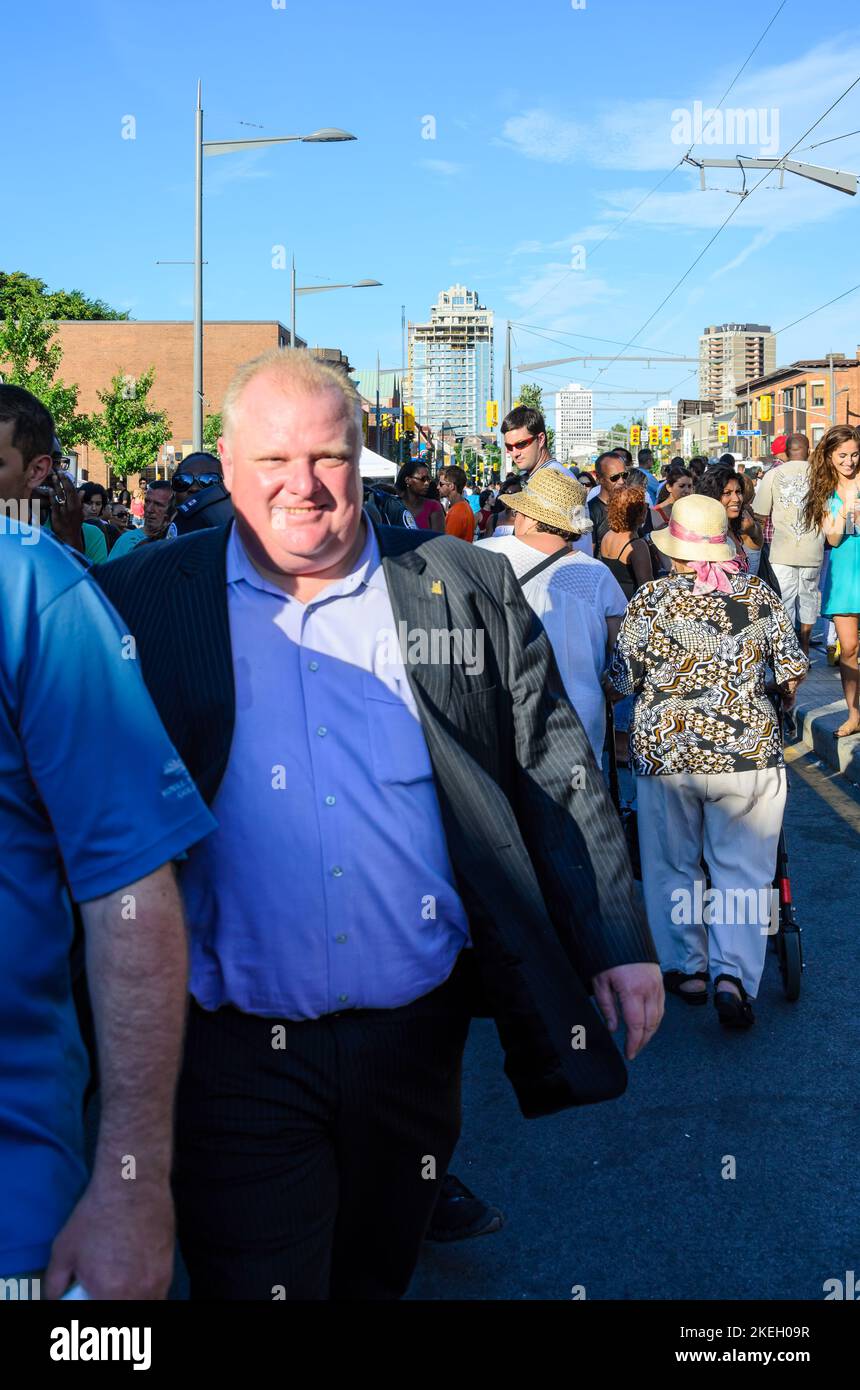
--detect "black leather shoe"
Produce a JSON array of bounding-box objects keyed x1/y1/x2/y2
[
  {"x1": 425, "y1": 1173, "x2": 505, "y2": 1242},
  {"x1": 713, "y1": 974, "x2": 755, "y2": 1029}
]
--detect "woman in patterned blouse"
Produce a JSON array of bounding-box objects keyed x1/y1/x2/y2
[{"x1": 607, "y1": 493, "x2": 808, "y2": 1030}]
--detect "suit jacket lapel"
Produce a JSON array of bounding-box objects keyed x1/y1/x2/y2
[
  {"x1": 380, "y1": 539, "x2": 453, "y2": 717},
  {"x1": 175, "y1": 524, "x2": 235, "y2": 801}
]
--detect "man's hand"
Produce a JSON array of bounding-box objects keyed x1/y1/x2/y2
[
  {"x1": 49, "y1": 470, "x2": 85, "y2": 552},
  {"x1": 592, "y1": 962, "x2": 663, "y2": 1060},
  {"x1": 44, "y1": 1174, "x2": 175, "y2": 1300}
]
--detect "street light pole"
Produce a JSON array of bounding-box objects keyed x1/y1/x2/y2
[
  {"x1": 290, "y1": 254, "x2": 296, "y2": 349},
  {"x1": 192, "y1": 90, "x2": 356, "y2": 451},
  {"x1": 193, "y1": 80, "x2": 204, "y2": 451}
]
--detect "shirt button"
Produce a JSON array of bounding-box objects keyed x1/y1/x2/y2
[
  {"x1": 331, "y1": 866, "x2": 343, "y2": 877},
  {"x1": 335, "y1": 933, "x2": 347, "y2": 943},
  {"x1": 317, "y1": 726, "x2": 327, "y2": 737},
  {"x1": 308, "y1": 660, "x2": 319, "y2": 672},
  {"x1": 338, "y1": 993, "x2": 349, "y2": 1003},
  {"x1": 325, "y1": 795, "x2": 336, "y2": 806}
]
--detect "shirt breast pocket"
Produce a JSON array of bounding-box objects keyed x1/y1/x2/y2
[{"x1": 363, "y1": 683, "x2": 435, "y2": 786}]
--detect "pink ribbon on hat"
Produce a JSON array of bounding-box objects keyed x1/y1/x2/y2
[{"x1": 667, "y1": 517, "x2": 744, "y2": 595}]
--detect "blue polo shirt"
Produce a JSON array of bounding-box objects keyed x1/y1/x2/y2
[{"x1": 0, "y1": 528, "x2": 216, "y2": 1275}]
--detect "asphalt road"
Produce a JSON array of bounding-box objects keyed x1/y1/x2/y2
[{"x1": 408, "y1": 748, "x2": 860, "y2": 1301}]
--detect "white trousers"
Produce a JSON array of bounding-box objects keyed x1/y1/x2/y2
[{"x1": 636, "y1": 767, "x2": 787, "y2": 998}]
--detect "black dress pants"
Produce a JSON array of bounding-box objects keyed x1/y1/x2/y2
[{"x1": 173, "y1": 958, "x2": 472, "y2": 1300}]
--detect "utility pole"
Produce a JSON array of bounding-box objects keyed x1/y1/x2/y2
[
  {"x1": 828, "y1": 353, "x2": 837, "y2": 425},
  {"x1": 193, "y1": 80, "x2": 204, "y2": 452},
  {"x1": 501, "y1": 322, "x2": 512, "y2": 478},
  {"x1": 290, "y1": 254, "x2": 296, "y2": 349}
]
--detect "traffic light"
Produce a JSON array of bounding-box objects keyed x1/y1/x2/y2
[
  {"x1": 759, "y1": 394, "x2": 772, "y2": 422},
  {"x1": 717, "y1": 422, "x2": 729, "y2": 444},
  {"x1": 629, "y1": 425, "x2": 641, "y2": 447},
  {"x1": 485, "y1": 400, "x2": 499, "y2": 430},
  {"x1": 403, "y1": 406, "x2": 415, "y2": 433},
  {"x1": 661, "y1": 425, "x2": 672, "y2": 446},
  {"x1": 648, "y1": 426, "x2": 659, "y2": 447}
]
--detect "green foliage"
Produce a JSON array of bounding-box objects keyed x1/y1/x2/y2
[
  {"x1": 90, "y1": 367, "x2": 171, "y2": 482},
  {"x1": 0, "y1": 271, "x2": 128, "y2": 321},
  {"x1": 0, "y1": 297, "x2": 93, "y2": 448},
  {"x1": 203, "y1": 412, "x2": 223, "y2": 452}
]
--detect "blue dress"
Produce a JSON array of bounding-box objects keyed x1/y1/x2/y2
[{"x1": 822, "y1": 493, "x2": 860, "y2": 616}]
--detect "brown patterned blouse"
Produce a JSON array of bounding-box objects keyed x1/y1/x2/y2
[{"x1": 607, "y1": 571, "x2": 809, "y2": 776}]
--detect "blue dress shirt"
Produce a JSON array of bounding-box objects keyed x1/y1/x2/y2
[{"x1": 180, "y1": 518, "x2": 470, "y2": 1019}]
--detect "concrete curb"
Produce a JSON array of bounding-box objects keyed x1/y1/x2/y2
[{"x1": 795, "y1": 691, "x2": 860, "y2": 790}]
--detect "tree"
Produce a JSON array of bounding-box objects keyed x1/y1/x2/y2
[
  {"x1": 517, "y1": 383, "x2": 555, "y2": 457},
  {"x1": 203, "y1": 412, "x2": 223, "y2": 453},
  {"x1": 0, "y1": 271, "x2": 128, "y2": 321},
  {"x1": 90, "y1": 368, "x2": 171, "y2": 482},
  {"x1": 0, "y1": 290, "x2": 93, "y2": 448}
]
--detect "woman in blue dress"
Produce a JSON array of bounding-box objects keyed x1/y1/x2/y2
[{"x1": 804, "y1": 425, "x2": 860, "y2": 737}]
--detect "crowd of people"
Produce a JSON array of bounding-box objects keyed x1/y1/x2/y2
[{"x1": 1, "y1": 363, "x2": 859, "y2": 1302}]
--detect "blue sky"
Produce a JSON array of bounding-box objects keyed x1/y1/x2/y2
[{"x1": 7, "y1": 0, "x2": 860, "y2": 425}]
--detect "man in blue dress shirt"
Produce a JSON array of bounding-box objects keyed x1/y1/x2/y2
[{"x1": 94, "y1": 349, "x2": 662, "y2": 1301}]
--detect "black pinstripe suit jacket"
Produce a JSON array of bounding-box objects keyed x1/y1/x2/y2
[{"x1": 93, "y1": 521, "x2": 656, "y2": 1118}]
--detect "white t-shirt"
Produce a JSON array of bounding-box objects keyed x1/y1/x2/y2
[{"x1": 478, "y1": 535, "x2": 627, "y2": 762}]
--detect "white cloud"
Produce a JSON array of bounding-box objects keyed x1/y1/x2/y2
[{"x1": 498, "y1": 37, "x2": 860, "y2": 173}]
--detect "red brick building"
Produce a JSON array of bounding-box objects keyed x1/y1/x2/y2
[
  {"x1": 52, "y1": 319, "x2": 300, "y2": 484},
  {"x1": 735, "y1": 349, "x2": 860, "y2": 458}
]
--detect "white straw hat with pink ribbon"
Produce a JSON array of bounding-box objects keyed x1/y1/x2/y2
[{"x1": 651, "y1": 493, "x2": 744, "y2": 594}]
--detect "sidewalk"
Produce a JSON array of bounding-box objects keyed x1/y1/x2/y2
[{"x1": 794, "y1": 645, "x2": 860, "y2": 789}]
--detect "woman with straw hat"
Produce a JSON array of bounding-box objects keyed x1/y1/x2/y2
[
  {"x1": 606, "y1": 493, "x2": 808, "y2": 1029},
  {"x1": 479, "y1": 468, "x2": 627, "y2": 763}
]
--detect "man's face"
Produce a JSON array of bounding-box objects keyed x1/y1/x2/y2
[
  {"x1": 220, "y1": 377, "x2": 363, "y2": 575},
  {"x1": 437, "y1": 474, "x2": 455, "y2": 501},
  {"x1": 0, "y1": 421, "x2": 52, "y2": 503},
  {"x1": 143, "y1": 488, "x2": 172, "y2": 535},
  {"x1": 503, "y1": 427, "x2": 544, "y2": 474},
  {"x1": 600, "y1": 457, "x2": 627, "y2": 492}
]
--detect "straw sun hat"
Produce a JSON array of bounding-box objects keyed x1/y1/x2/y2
[
  {"x1": 650, "y1": 493, "x2": 734, "y2": 563},
  {"x1": 504, "y1": 467, "x2": 592, "y2": 536}
]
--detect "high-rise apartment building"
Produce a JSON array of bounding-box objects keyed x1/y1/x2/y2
[
  {"x1": 646, "y1": 399, "x2": 676, "y2": 430},
  {"x1": 699, "y1": 323, "x2": 776, "y2": 410},
  {"x1": 406, "y1": 285, "x2": 494, "y2": 437},
  {"x1": 554, "y1": 382, "x2": 593, "y2": 462}
]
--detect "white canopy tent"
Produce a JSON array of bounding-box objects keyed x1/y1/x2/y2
[{"x1": 359, "y1": 446, "x2": 398, "y2": 480}]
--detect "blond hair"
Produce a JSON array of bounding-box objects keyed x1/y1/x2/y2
[{"x1": 221, "y1": 347, "x2": 361, "y2": 442}]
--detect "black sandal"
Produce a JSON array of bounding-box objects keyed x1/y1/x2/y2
[
  {"x1": 713, "y1": 974, "x2": 755, "y2": 1029},
  {"x1": 663, "y1": 970, "x2": 709, "y2": 1006}
]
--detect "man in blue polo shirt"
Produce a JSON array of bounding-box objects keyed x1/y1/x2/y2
[{"x1": 0, "y1": 402, "x2": 216, "y2": 1295}]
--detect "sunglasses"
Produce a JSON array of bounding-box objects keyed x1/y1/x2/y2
[
  {"x1": 113, "y1": 509, "x2": 130, "y2": 521},
  {"x1": 171, "y1": 472, "x2": 221, "y2": 492},
  {"x1": 504, "y1": 436, "x2": 536, "y2": 453},
  {"x1": 608, "y1": 471, "x2": 628, "y2": 483}
]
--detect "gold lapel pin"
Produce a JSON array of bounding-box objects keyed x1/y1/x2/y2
[{"x1": 431, "y1": 579, "x2": 443, "y2": 595}]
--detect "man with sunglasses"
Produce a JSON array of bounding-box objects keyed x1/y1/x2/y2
[
  {"x1": 108, "y1": 482, "x2": 176, "y2": 561},
  {"x1": 588, "y1": 452, "x2": 629, "y2": 551},
  {"x1": 168, "y1": 451, "x2": 234, "y2": 537},
  {"x1": 501, "y1": 405, "x2": 569, "y2": 481}
]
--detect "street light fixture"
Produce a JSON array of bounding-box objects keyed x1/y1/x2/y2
[
  {"x1": 192, "y1": 81, "x2": 356, "y2": 449},
  {"x1": 289, "y1": 265, "x2": 381, "y2": 347}
]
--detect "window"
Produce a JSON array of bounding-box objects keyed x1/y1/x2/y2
[
  {"x1": 783, "y1": 387, "x2": 794, "y2": 409},
  {"x1": 813, "y1": 426, "x2": 824, "y2": 445},
  {"x1": 812, "y1": 382, "x2": 825, "y2": 408}
]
